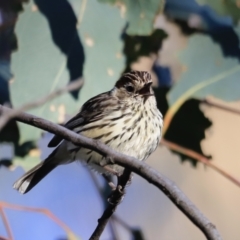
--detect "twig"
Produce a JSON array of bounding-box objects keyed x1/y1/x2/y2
[
  {"x1": 0, "y1": 105, "x2": 223, "y2": 240},
  {"x1": 90, "y1": 169, "x2": 132, "y2": 240},
  {"x1": 161, "y1": 139, "x2": 240, "y2": 187},
  {"x1": 87, "y1": 170, "x2": 120, "y2": 240},
  {"x1": 201, "y1": 98, "x2": 240, "y2": 115},
  {"x1": 76, "y1": 0, "x2": 87, "y2": 28},
  {"x1": 0, "y1": 236, "x2": 9, "y2": 240},
  {"x1": 0, "y1": 208, "x2": 13, "y2": 240},
  {"x1": 162, "y1": 65, "x2": 240, "y2": 136},
  {"x1": 0, "y1": 79, "x2": 84, "y2": 131},
  {"x1": 88, "y1": 171, "x2": 143, "y2": 238},
  {"x1": 0, "y1": 202, "x2": 79, "y2": 239}
]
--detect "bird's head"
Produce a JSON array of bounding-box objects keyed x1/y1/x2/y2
[{"x1": 114, "y1": 71, "x2": 154, "y2": 102}]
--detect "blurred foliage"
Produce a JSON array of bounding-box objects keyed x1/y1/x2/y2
[
  {"x1": 11, "y1": 0, "x2": 84, "y2": 144},
  {"x1": 0, "y1": 0, "x2": 37, "y2": 166},
  {"x1": 122, "y1": 27, "x2": 167, "y2": 72},
  {"x1": 0, "y1": 0, "x2": 29, "y2": 13},
  {"x1": 168, "y1": 34, "x2": 240, "y2": 105},
  {"x1": 0, "y1": 116, "x2": 36, "y2": 167},
  {"x1": 10, "y1": 0, "x2": 125, "y2": 144},
  {"x1": 34, "y1": 0, "x2": 85, "y2": 99},
  {"x1": 4, "y1": 0, "x2": 125, "y2": 169},
  {"x1": 0, "y1": 201, "x2": 80, "y2": 240},
  {"x1": 197, "y1": 0, "x2": 240, "y2": 24},
  {"x1": 99, "y1": 0, "x2": 165, "y2": 35},
  {"x1": 13, "y1": 154, "x2": 40, "y2": 171},
  {"x1": 173, "y1": 18, "x2": 240, "y2": 60},
  {"x1": 131, "y1": 228, "x2": 145, "y2": 240},
  {"x1": 163, "y1": 33, "x2": 240, "y2": 164},
  {"x1": 0, "y1": 0, "x2": 26, "y2": 59},
  {"x1": 1, "y1": 0, "x2": 240, "y2": 171},
  {"x1": 164, "y1": 99, "x2": 212, "y2": 165},
  {"x1": 161, "y1": 3, "x2": 240, "y2": 164}
]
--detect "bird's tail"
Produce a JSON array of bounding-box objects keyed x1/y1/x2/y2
[{"x1": 13, "y1": 156, "x2": 57, "y2": 194}]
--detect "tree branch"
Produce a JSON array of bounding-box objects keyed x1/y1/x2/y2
[
  {"x1": 0, "y1": 201, "x2": 78, "y2": 239},
  {"x1": 0, "y1": 208, "x2": 13, "y2": 240},
  {"x1": 201, "y1": 98, "x2": 240, "y2": 115},
  {"x1": 90, "y1": 169, "x2": 132, "y2": 240},
  {"x1": 0, "y1": 235, "x2": 9, "y2": 240},
  {"x1": 161, "y1": 139, "x2": 240, "y2": 188},
  {"x1": 0, "y1": 105, "x2": 222, "y2": 240},
  {"x1": 87, "y1": 170, "x2": 121, "y2": 240}
]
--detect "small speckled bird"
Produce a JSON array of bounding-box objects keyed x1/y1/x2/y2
[{"x1": 13, "y1": 71, "x2": 163, "y2": 194}]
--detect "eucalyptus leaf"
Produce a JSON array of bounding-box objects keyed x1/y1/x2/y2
[
  {"x1": 13, "y1": 155, "x2": 41, "y2": 172},
  {"x1": 9, "y1": 0, "x2": 125, "y2": 170},
  {"x1": 98, "y1": 0, "x2": 164, "y2": 35},
  {"x1": 164, "y1": 33, "x2": 240, "y2": 164},
  {"x1": 168, "y1": 34, "x2": 240, "y2": 107},
  {"x1": 11, "y1": 0, "x2": 125, "y2": 145},
  {"x1": 197, "y1": 0, "x2": 240, "y2": 23}
]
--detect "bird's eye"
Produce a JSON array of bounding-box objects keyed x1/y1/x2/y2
[{"x1": 125, "y1": 85, "x2": 134, "y2": 92}]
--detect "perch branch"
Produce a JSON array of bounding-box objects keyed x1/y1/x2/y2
[
  {"x1": 161, "y1": 139, "x2": 240, "y2": 188},
  {"x1": 0, "y1": 79, "x2": 84, "y2": 131},
  {"x1": 0, "y1": 105, "x2": 222, "y2": 240}
]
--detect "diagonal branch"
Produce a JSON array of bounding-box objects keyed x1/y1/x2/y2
[
  {"x1": 0, "y1": 105, "x2": 222, "y2": 240},
  {"x1": 201, "y1": 98, "x2": 240, "y2": 115},
  {"x1": 0, "y1": 208, "x2": 13, "y2": 240},
  {"x1": 0, "y1": 78, "x2": 84, "y2": 131},
  {"x1": 87, "y1": 170, "x2": 121, "y2": 240},
  {"x1": 0, "y1": 201, "x2": 79, "y2": 239},
  {"x1": 161, "y1": 139, "x2": 240, "y2": 188},
  {"x1": 0, "y1": 235, "x2": 9, "y2": 240},
  {"x1": 90, "y1": 169, "x2": 132, "y2": 240}
]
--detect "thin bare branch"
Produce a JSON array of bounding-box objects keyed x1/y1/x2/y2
[
  {"x1": 161, "y1": 139, "x2": 240, "y2": 188},
  {"x1": 0, "y1": 208, "x2": 13, "y2": 240},
  {"x1": 0, "y1": 105, "x2": 222, "y2": 240},
  {"x1": 201, "y1": 98, "x2": 240, "y2": 115},
  {"x1": 0, "y1": 235, "x2": 9, "y2": 240},
  {"x1": 0, "y1": 79, "x2": 84, "y2": 131},
  {"x1": 87, "y1": 170, "x2": 120, "y2": 240},
  {"x1": 0, "y1": 201, "x2": 79, "y2": 239},
  {"x1": 90, "y1": 170, "x2": 132, "y2": 240}
]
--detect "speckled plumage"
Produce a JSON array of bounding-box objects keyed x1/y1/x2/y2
[{"x1": 13, "y1": 71, "x2": 163, "y2": 194}]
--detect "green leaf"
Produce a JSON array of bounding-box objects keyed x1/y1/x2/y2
[
  {"x1": 168, "y1": 34, "x2": 240, "y2": 107},
  {"x1": 13, "y1": 155, "x2": 40, "y2": 172},
  {"x1": 11, "y1": 0, "x2": 125, "y2": 146},
  {"x1": 164, "y1": 34, "x2": 240, "y2": 164},
  {"x1": 98, "y1": 0, "x2": 165, "y2": 35},
  {"x1": 196, "y1": 0, "x2": 240, "y2": 23}
]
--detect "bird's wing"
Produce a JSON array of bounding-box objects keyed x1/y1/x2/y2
[
  {"x1": 48, "y1": 91, "x2": 115, "y2": 147},
  {"x1": 47, "y1": 112, "x2": 84, "y2": 147}
]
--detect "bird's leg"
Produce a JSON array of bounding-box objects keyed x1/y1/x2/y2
[
  {"x1": 107, "y1": 170, "x2": 132, "y2": 205},
  {"x1": 102, "y1": 165, "x2": 120, "y2": 176},
  {"x1": 100, "y1": 156, "x2": 115, "y2": 166},
  {"x1": 102, "y1": 174, "x2": 116, "y2": 191},
  {"x1": 126, "y1": 172, "x2": 133, "y2": 186},
  {"x1": 100, "y1": 156, "x2": 120, "y2": 177}
]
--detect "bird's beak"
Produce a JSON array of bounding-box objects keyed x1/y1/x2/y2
[{"x1": 139, "y1": 82, "x2": 154, "y2": 99}]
